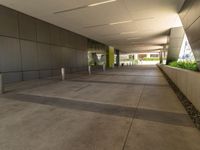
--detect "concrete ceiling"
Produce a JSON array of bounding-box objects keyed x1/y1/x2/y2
[{"x1": 0, "y1": 0, "x2": 185, "y2": 52}]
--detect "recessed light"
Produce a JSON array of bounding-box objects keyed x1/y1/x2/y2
[
  {"x1": 88, "y1": 0, "x2": 117, "y2": 7},
  {"x1": 109, "y1": 20, "x2": 132, "y2": 25}
]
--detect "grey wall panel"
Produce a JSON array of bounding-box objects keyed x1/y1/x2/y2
[
  {"x1": 186, "y1": 18, "x2": 200, "y2": 43},
  {"x1": 52, "y1": 69, "x2": 60, "y2": 76},
  {"x1": 39, "y1": 70, "x2": 52, "y2": 78},
  {"x1": 0, "y1": 6, "x2": 18, "y2": 37},
  {"x1": 179, "y1": 0, "x2": 200, "y2": 68},
  {"x1": 192, "y1": 40, "x2": 200, "y2": 62},
  {"x1": 68, "y1": 32, "x2": 76, "y2": 48},
  {"x1": 180, "y1": 0, "x2": 200, "y2": 30},
  {"x1": 184, "y1": 1, "x2": 200, "y2": 29},
  {"x1": 62, "y1": 47, "x2": 72, "y2": 72},
  {"x1": 77, "y1": 50, "x2": 82, "y2": 67},
  {"x1": 51, "y1": 46, "x2": 63, "y2": 69},
  {"x1": 80, "y1": 36, "x2": 87, "y2": 51},
  {"x1": 78, "y1": 51, "x2": 83, "y2": 67},
  {"x1": 63, "y1": 48, "x2": 74, "y2": 67},
  {"x1": 0, "y1": 6, "x2": 90, "y2": 84},
  {"x1": 37, "y1": 43, "x2": 52, "y2": 69},
  {"x1": 60, "y1": 29, "x2": 67, "y2": 47},
  {"x1": 21, "y1": 40, "x2": 38, "y2": 71},
  {"x1": 36, "y1": 20, "x2": 50, "y2": 43},
  {"x1": 50, "y1": 25, "x2": 61, "y2": 45},
  {"x1": 19, "y1": 14, "x2": 36, "y2": 41},
  {"x1": 62, "y1": 47, "x2": 69, "y2": 67},
  {"x1": 2, "y1": 72, "x2": 22, "y2": 84},
  {"x1": 23, "y1": 71, "x2": 39, "y2": 80},
  {"x1": 71, "y1": 49, "x2": 77, "y2": 68},
  {"x1": 83, "y1": 51, "x2": 88, "y2": 67},
  {"x1": 75, "y1": 35, "x2": 81, "y2": 50},
  {"x1": 63, "y1": 30, "x2": 70, "y2": 47},
  {"x1": 0, "y1": 36, "x2": 21, "y2": 72}
]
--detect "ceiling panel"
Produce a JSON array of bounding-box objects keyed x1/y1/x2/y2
[{"x1": 0, "y1": 0, "x2": 185, "y2": 52}]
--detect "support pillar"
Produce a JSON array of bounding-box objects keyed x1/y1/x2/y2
[
  {"x1": 107, "y1": 46, "x2": 115, "y2": 68},
  {"x1": 160, "y1": 51, "x2": 163, "y2": 64},
  {"x1": 88, "y1": 66, "x2": 91, "y2": 75},
  {"x1": 115, "y1": 49, "x2": 120, "y2": 67},
  {"x1": 167, "y1": 27, "x2": 185, "y2": 64}
]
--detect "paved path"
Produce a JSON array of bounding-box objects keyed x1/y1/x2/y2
[{"x1": 0, "y1": 65, "x2": 200, "y2": 150}]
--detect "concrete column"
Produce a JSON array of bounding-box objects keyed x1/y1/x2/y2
[
  {"x1": 106, "y1": 46, "x2": 115, "y2": 68},
  {"x1": 0, "y1": 74, "x2": 3, "y2": 94},
  {"x1": 160, "y1": 51, "x2": 163, "y2": 64},
  {"x1": 167, "y1": 27, "x2": 185, "y2": 64},
  {"x1": 135, "y1": 54, "x2": 138, "y2": 60},
  {"x1": 115, "y1": 49, "x2": 120, "y2": 67},
  {"x1": 103, "y1": 64, "x2": 106, "y2": 72},
  {"x1": 88, "y1": 66, "x2": 91, "y2": 75},
  {"x1": 147, "y1": 53, "x2": 151, "y2": 58}
]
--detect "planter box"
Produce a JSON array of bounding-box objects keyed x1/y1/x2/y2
[{"x1": 159, "y1": 64, "x2": 200, "y2": 111}]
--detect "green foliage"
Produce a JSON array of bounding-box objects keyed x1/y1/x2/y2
[
  {"x1": 169, "y1": 61, "x2": 199, "y2": 71},
  {"x1": 133, "y1": 59, "x2": 139, "y2": 64},
  {"x1": 143, "y1": 57, "x2": 160, "y2": 61}
]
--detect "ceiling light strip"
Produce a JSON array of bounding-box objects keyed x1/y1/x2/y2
[
  {"x1": 88, "y1": 0, "x2": 117, "y2": 7},
  {"x1": 54, "y1": 6, "x2": 88, "y2": 14},
  {"x1": 120, "y1": 31, "x2": 137, "y2": 35},
  {"x1": 109, "y1": 20, "x2": 132, "y2": 25}
]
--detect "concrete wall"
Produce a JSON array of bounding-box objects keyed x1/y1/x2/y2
[
  {"x1": 179, "y1": 0, "x2": 200, "y2": 68},
  {"x1": 167, "y1": 27, "x2": 185, "y2": 64},
  {"x1": 159, "y1": 64, "x2": 200, "y2": 111},
  {"x1": 0, "y1": 5, "x2": 88, "y2": 83}
]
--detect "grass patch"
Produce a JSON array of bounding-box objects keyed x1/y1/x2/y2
[{"x1": 143, "y1": 57, "x2": 159, "y2": 61}]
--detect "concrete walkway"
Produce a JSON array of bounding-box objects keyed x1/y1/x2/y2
[{"x1": 0, "y1": 65, "x2": 200, "y2": 150}]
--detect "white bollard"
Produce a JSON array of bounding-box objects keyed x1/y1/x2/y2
[
  {"x1": 61, "y1": 67, "x2": 65, "y2": 81},
  {"x1": 88, "y1": 66, "x2": 91, "y2": 75},
  {"x1": 103, "y1": 64, "x2": 106, "y2": 72},
  {"x1": 0, "y1": 74, "x2": 3, "y2": 94}
]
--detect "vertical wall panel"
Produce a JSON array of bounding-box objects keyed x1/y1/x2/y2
[
  {"x1": 62, "y1": 47, "x2": 70, "y2": 72},
  {"x1": 0, "y1": 5, "x2": 90, "y2": 83},
  {"x1": 19, "y1": 14, "x2": 37, "y2": 41},
  {"x1": 21, "y1": 40, "x2": 38, "y2": 71},
  {"x1": 39, "y1": 70, "x2": 52, "y2": 78},
  {"x1": 0, "y1": 36, "x2": 21, "y2": 72},
  {"x1": 51, "y1": 46, "x2": 63, "y2": 69},
  {"x1": 36, "y1": 20, "x2": 50, "y2": 43},
  {"x1": 0, "y1": 5, "x2": 19, "y2": 37},
  {"x1": 23, "y1": 71, "x2": 39, "y2": 81},
  {"x1": 37, "y1": 43, "x2": 52, "y2": 70},
  {"x1": 60, "y1": 29, "x2": 67, "y2": 47},
  {"x1": 2, "y1": 72, "x2": 22, "y2": 84},
  {"x1": 50, "y1": 25, "x2": 61, "y2": 45}
]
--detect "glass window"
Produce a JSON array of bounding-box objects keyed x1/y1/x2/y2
[{"x1": 179, "y1": 35, "x2": 195, "y2": 61}]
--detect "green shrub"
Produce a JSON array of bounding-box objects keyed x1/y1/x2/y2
[
  {"x1": 168, "y1": 61, "x2": 199, "y2": 71},
  {"x1": 143, "y1": 57, "x2": 159, "y2": 61}
]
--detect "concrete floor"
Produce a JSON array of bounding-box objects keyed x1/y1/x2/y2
[{"x1": 0, "y1": 65, "x2": 200, "y2": 150}]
